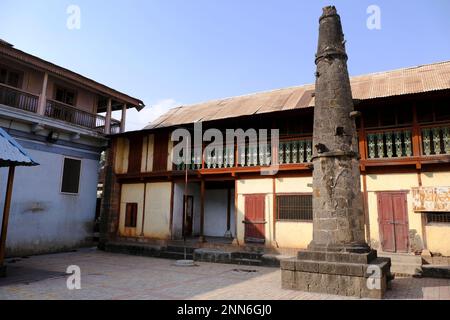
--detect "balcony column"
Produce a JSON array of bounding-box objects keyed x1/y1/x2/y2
[
  {"x1": 120, "y1": 104, "x2": 127, "y2": 133},
  {"x1": 105, "y1": 98, "x2": 112, "y2": 134},
  {"x1": 37, "y1": 72, "x2": 48, "y2": 115}
]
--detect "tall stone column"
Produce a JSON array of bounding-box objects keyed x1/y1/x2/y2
[
  {"x1": 281, "y1": 6, "x2": 392, "y2": 299},
  {"x1": 309, "y1": 5, "x2": 367, "y2": 253}
]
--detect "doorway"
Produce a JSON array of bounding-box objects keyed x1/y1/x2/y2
[{"x1": 377, "y1": 192, "x2": 409, "y2": 253}]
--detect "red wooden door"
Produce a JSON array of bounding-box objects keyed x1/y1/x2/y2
[
  {"x1": 244, "y1": 195, "x2": 266, "y2": 243},
  {"x1": 377, "y1": 192, "x2": 409, "y2": 253}
]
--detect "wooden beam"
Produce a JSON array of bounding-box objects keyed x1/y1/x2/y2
[
  {"x1": 412, "y1": 104, "x2": 421, "y2": 157},
  {"x1": 226, "y1": 188, "x2": 231, "y2": 232},
  {"x1": 37, "y1": 72, "x2": 48, "y2": 115},
  {"x1": 105, "y1": 98, "x2": 112, "y2": 134},
  {"x1": 0, "y1": 166, "x2": 16, "y2": 268}
]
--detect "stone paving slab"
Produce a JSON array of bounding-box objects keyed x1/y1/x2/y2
[{"x1": 0, "y1": 248, "x2": 448, "y2": 300}]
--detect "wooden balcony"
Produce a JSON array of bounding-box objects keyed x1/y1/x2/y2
[
  {"x1": 0, "y1": 83, "x2": 39, "y2": 113},
  {"x1": 45, "y1": 99, "x2": 121, "y2": 134}
]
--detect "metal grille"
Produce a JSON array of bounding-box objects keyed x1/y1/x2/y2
[
  {"x1": 426, "y1": 212, "x2": 450, "y2": 224},
  {"x1": 276, "y1": 195, "x2": 313, "y2": 221}
]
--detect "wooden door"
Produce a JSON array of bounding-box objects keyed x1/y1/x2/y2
[
  {"x1": 128, "y1": 135, "x2": 143, "y2": 173},
  {"x1": 183, "y1": 195, "x2": 194, "y2": 237},
  {"x1": 377, "y1": 192, "x2": 409, "y2": 253},
  {"x1": 153, "y1": 132, "x2": 169, "y2": 172},
  {"x1": 244, "y1": 195, "x2": 266, "y2": 243}
]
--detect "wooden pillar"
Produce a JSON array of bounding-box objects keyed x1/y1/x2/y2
[
  {"x1": 412, "y1": 104, "x2": 421, "y2": 157},
  {"x1": 199, "y1": 179, "x2": 205, "y2": 242},
  {"x1": 225, "y1": 188, "x2": 231, "y2": 237},
  {"x1": 38, "y1": 72, "x2": 48, "y2": 115},
  {"x1": 120, "y1": 104, "x2": 127, "y2": 133},
  {"x1": 105, "y1": 98, "x2": 112, "y2": 135},
  {"x1": 0, "y1": 166, "x2": 16, "y2": 268}
]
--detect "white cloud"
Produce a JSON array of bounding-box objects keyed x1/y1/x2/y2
[{"x1": 124, "y1": 98, "x2": 181, "y2": 132}]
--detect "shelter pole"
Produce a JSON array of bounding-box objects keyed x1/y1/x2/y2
[{"x1": 0, "y1": 166, "x2": 16, "y2": 267}]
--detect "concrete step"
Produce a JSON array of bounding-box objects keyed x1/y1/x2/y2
[{"x1": 422, "y1": 265, "x2": 450, "y2": 279}]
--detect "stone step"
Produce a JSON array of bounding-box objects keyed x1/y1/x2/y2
[
  {"x1": 231, "y1": 258, "x2": 262, "y2": 266},
  {"x1": 389, "y1": 263, "x2": 422, "y2": 276},
  {"x1": 231, "y1": 251, "x2": 263, "y2": 260},
  {"x1": 422, "y1": 265, "x2": 450, "y2": 279},
  {"x1": 166, "y1": 246, "x2": 196, "y2": 254},
  {"x1": 105, "y1": 242, "x2": 162, "y2": 258},
  {"x1": 160, "y1": 251, "x2": 194, "y2": 260},
  {"x1": 378, "y1": 252, "x2": 422, "y2": 264}
]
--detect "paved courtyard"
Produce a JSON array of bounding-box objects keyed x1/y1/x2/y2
[{"x1": 0, "y1": 248, "x2": 449, "y2": 300}]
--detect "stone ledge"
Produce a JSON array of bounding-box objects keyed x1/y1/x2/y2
[{"x1": 297, "y1": 249, "x2": 377, "y2": 264}]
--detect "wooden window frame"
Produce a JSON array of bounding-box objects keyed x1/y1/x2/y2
[
  {"x1": 60, "y1": 156, "x2": 82, "y2": 195},
  {"x1": 54, "y1": 84, "x2": 77, "y2": 106},
  {"x1": 0, "y1": 65, "x2": 23, "y2": 89},
  {"x1": 276, "y1": 193, "x2": 313, "y2": 222},
  {"x1": 125, "y1": 203, "x2": 138, "y2": 228},
  {"x1": 426, "y1": 212, "x2": 450, "y2": 225}
]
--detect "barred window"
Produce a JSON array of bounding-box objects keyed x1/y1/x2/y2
[
  {"x1": 426, "y1": 212, "x2": 450, "y2": 224},
  {"x1": 276, "y1": 195, "x2": 313, "y2": 221},
  {"x1": 125, "y1": 203, "x2": 138, "y2": 228}
]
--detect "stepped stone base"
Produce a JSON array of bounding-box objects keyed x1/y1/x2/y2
[{"x1": 281, "y1": 250, "x2": 392, "y2": 299}]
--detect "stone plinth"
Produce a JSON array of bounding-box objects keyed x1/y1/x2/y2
[{"x1": 281, "y1": 250, "x2": 392, "y2": 299}]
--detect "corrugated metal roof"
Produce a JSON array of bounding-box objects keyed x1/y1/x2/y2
[
  {"x1": 145, "y1": 60, "x2": 450, "y2": 130},
  {"x1": 0, "y1": 128, "x2": 39, "y2": 167}
]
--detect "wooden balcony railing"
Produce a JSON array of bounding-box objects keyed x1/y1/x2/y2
[
  {"x1": 421, "y1": 125, "x2": 450, "y2": 156},
  {"x1": 366, "y1": 129, "x2": 413, "y2": 159},
  {"x1": 173, "y1": 137, "x2": 314, "y2": 171},
  {"x1": 0, "y1": 83, "x2": 39, "y2": 113},
  {"x1": 46, "y1": 99, "x2": 121, "y2": 134}
]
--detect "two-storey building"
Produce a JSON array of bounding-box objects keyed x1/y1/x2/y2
[
  {"x1": 101, "y1": 60, "x2": 450, "y2": 261},
  {"x1": 0, "y1": 39, "x2": 144, "y2": 256}
]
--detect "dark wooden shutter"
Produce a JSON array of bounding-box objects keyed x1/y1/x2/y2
[
  {"x1": 153, "y1": 132, "x2": 169, "y2": 172},
  {"x1": 128, "y1": 135, "x2": 143, "y2": 173},
  {"x1": 125, "y1": 203, "x2": 138, "y2": 228}
]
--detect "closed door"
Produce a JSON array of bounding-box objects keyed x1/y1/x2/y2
[
  {"x1": 377, "y1": 192, "x2": 409, "y2": 253},
  {"x1": 244, "y1": 195, "x2": 266, "y2": 243}
]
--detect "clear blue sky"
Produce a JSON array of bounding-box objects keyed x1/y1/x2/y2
[{"x1": 1, "y1": 0, "x2": 449, "y2": 130}]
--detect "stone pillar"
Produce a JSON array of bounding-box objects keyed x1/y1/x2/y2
[
  {"x1": 280, "y1": 6, "x2": 392, "y2": 299},
  {"x1": 308, "y1": 5, "x2": 367, "y2": 253}
]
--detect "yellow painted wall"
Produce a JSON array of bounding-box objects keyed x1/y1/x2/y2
[
  {"x1": 118, "y1": 184, "x2": 145, "y2": 237},
  {"x1": 114, "y1": 137, "x2": 129, "y2": 174},
  {"x1": 166, "y1": 139, "x2": 174, "y2": 171},
  {"x1": 420, "y1": 171, "x2": 450, "y2": 187},
  {"x1": 143, "y1": 182, "x2": 172, "y2": 239},
  {"x1": 276, "y1": 222, "x2": 313, "y2": 248},
  {"x1": 426, "y1": 225, "x2": 450, "y2": 256}
]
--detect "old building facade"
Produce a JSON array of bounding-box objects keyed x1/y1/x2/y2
[
  {"x1": 0, "y1": 39, "x2": 144, "y2": 256},
  {"x1": 101, "y1": 60, "x2": 450, "y2": 259}
]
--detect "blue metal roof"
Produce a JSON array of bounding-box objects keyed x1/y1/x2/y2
[{"x1": 0, "y1": 127, "x2": 39, "y2": 167}]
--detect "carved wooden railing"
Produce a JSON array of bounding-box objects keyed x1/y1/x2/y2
[
  {"x1": 421, "y1": 125, "x2": 450, "y2": 156},
  {"x1": 46, "y1": 99, "x2": 121, "y2": 134},
  {"x1": 366, "y1": 128, "x2": 413, "y2": 159},
  {"x1": 0, "y1": 83, "x2": 39, "y2": 113}
]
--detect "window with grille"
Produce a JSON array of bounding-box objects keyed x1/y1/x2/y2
[
  {"x1": 276, "y1": 194, "x2": 313, "y2": 221},
  {"x1": 426, "y1": 212, "x2": 450, "y2": 224},
  {"x1": 125, "y1": 203, "x2": 138, "y2": 228},
  {"x1": 61, "y1": 158, "x2": 81, "y2": 194}
]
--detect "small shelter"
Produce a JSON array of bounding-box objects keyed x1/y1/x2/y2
[{"x1": 0, "y1": 127, "x2": 38, "y2": 277}]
